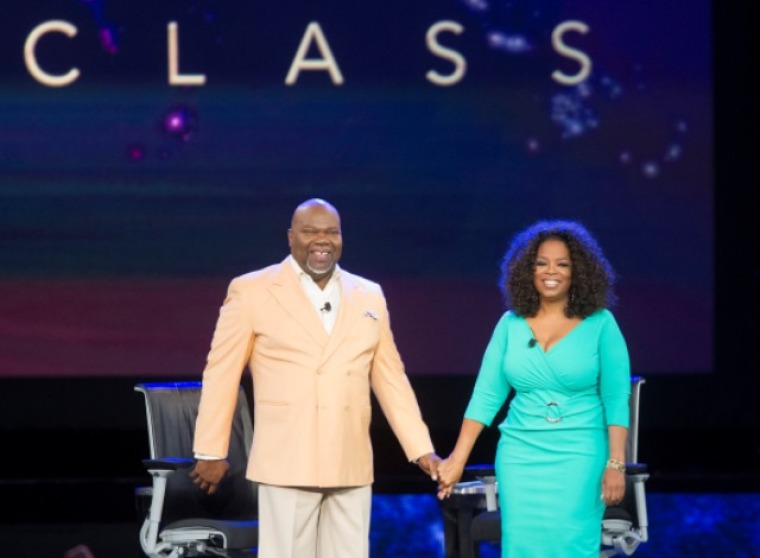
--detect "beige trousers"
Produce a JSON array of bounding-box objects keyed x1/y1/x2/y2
[{"x1": 258, "y1": 484, "x2": 372, "y2": 558}]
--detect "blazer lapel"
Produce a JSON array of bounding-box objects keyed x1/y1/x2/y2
[
  {"x1": 320, "y1": 273, "x2": 363, "y2": 363},
  {"x1": 268, "y1": 259, "x2": 329, "y2": 346}
]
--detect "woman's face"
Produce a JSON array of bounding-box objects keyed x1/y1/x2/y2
[{"x1": 533, "y1": 238, "x2": 572, "y2": 303}]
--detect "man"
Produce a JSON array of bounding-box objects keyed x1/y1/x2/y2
[{"x1": 190, "y1": 198, "x2": 440, "y2": 558}]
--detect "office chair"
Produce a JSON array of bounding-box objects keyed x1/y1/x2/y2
[
  {"x1": 443, "y1": 376, "x2": 649, "y2": 558},
  {"x1": 135, "y1": 381, "x2": 259, "y2": 558}
]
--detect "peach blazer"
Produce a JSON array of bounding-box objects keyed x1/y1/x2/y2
[{"x1": 194, "y1": 257, "x2": 435, "y2": 487}]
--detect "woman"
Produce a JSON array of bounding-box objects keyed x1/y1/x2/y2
[{"x1": 436, "y1": 219, "x2": 630, "y2": 557}]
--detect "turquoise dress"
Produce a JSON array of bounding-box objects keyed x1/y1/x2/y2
[{"x1": 464, "y1": 309, "x2": 630, "y2": 557}]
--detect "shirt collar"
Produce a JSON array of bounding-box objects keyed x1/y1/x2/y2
[{"x1": 288, "y1": 254, "x2": 341, "y2": 285}]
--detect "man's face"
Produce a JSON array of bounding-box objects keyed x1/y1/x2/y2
[{"x1": 288, "y1": 204, "x2": 343, "y2": 285}]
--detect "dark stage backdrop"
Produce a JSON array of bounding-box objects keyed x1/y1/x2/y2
[{"x1": 1, "y1": 0, "x2": 713, "y2": 379}]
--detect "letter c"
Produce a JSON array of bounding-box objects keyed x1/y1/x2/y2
[{"x1": 24, "y1": 20, "x2": 80, "y2": 87}]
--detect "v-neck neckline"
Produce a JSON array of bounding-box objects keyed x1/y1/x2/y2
[{"x1": 523, "y1": 316, "x2": 584, "y2": 354}]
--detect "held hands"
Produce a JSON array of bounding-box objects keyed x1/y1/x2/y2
[
  {"x1": 415, "y1": 452, "x2": 461, "y2": 499},
  {"x1": 416, "y1": 452, "x2": 443, "y2": 480},
  {"x1": 435, "y1": 456, "x2": 466, "y2": 500},
  {"x1": 189, "y1": 459, "x2": 230, "y2": 495}
]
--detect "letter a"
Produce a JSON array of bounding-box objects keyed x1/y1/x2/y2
[{"x1": 285, "y1": 22, "x2": 344, "y2": 85}]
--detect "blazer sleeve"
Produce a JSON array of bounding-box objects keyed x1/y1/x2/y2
[
  {"x1": 369, "y1": 289, "x2": 435, "y2": 462},
  {"x1": 193, "y1": 276, "x2": 256, "y2": 458}
]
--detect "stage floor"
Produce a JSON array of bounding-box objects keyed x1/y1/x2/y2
[{"x1": 1, "y1": 491, "x2": 758, "y2": 557}]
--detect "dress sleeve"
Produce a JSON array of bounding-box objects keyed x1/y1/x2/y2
[
  {"x1": 464, "y1": 312, "x2": 513, "y2": 427},
  {"x1": 598, "y1": 310, "x2": 631, "y2": 428}
]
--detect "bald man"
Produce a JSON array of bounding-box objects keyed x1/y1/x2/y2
[{"x1": 190, "y1": 198, "x2": 440, "y2": 558}]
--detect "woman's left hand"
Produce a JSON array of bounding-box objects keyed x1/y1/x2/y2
[{"x1": 601, "y1": 467, "x2": 626, "y2": 506}]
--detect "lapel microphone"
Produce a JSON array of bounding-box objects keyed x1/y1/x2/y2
[
  {"x1": 528, "y1": 338, "x2": 537, "y2": 348},
  {"x1": 320, "y1": 302, "x2": 332, "y2": 313}
]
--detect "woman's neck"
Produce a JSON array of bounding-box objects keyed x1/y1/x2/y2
[{"x1": 537, "y1": 298, "x2": 567, "y2": 318}]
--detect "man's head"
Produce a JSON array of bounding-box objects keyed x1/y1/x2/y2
[{"x1": 288, "y1": 198, "x2": 343, "y2": 288}]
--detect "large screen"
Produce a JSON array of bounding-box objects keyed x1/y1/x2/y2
[{"x1": 0, "y1": 0, "x2": 713, "y2": 378}]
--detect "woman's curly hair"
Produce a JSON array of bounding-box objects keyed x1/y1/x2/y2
[{"x1": 499, "y1": 219, "x2": 617, "y2": 318}]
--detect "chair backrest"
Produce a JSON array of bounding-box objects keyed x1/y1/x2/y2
[
  {"x1": 627, "y1": 376, "x2": 645, "y2": 463},
  {"x1": 603, "y1": 375, "x2": 647, "y2": 531},
  {"x1": 135, "y1": 381, "x2": 258, "y2": 525}
]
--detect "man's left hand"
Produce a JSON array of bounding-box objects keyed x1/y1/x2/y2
[{"x1": 416, "y1": 452, "x2": 443, "y2": 481}]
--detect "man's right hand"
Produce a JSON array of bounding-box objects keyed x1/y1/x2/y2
[{"x1": 189, "y1": 459, "x2": 230, "y2": 494}]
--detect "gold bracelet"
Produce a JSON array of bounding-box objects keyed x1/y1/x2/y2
[{"x1": 606, "y1": 459, "x2": 626, "y2": 472}]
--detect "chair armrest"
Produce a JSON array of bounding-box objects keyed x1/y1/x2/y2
[
  {"x1": 625, "y1": 462, "x2": 648, "y2": 475},
  {"x1": 142, "y1": 457, "x2": 194, "y2": 471},
  {"x1": 463, "y1": 464, "x2": 498, "y2": 511},
  {"x1": 464, "y1": 464, "x2": 495, "y2": 479}
]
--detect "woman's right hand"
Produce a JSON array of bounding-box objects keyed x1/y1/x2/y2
[{"x1": 436, "y1": 456, "x2": 466, "y2": 500}]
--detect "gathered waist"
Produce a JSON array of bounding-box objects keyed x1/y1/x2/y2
[{"x1": 503, "y1": 391, "x2": 604, "y2": 430}]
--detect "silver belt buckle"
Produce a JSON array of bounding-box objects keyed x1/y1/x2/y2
[{"x1": 544, "y1": 400, "x2": 562, "y2": 423}]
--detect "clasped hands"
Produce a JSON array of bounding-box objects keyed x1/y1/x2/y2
[{"x1": 417, "y1": 453, "x2": 465, "y2": 500}]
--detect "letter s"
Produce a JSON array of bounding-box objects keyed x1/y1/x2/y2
[
  {"x1": 551, "y1": 20, "x2": 592, "y2": 86},
  {"x1": 426, "y1": 20, "x2": 466, "y2": 87}
]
